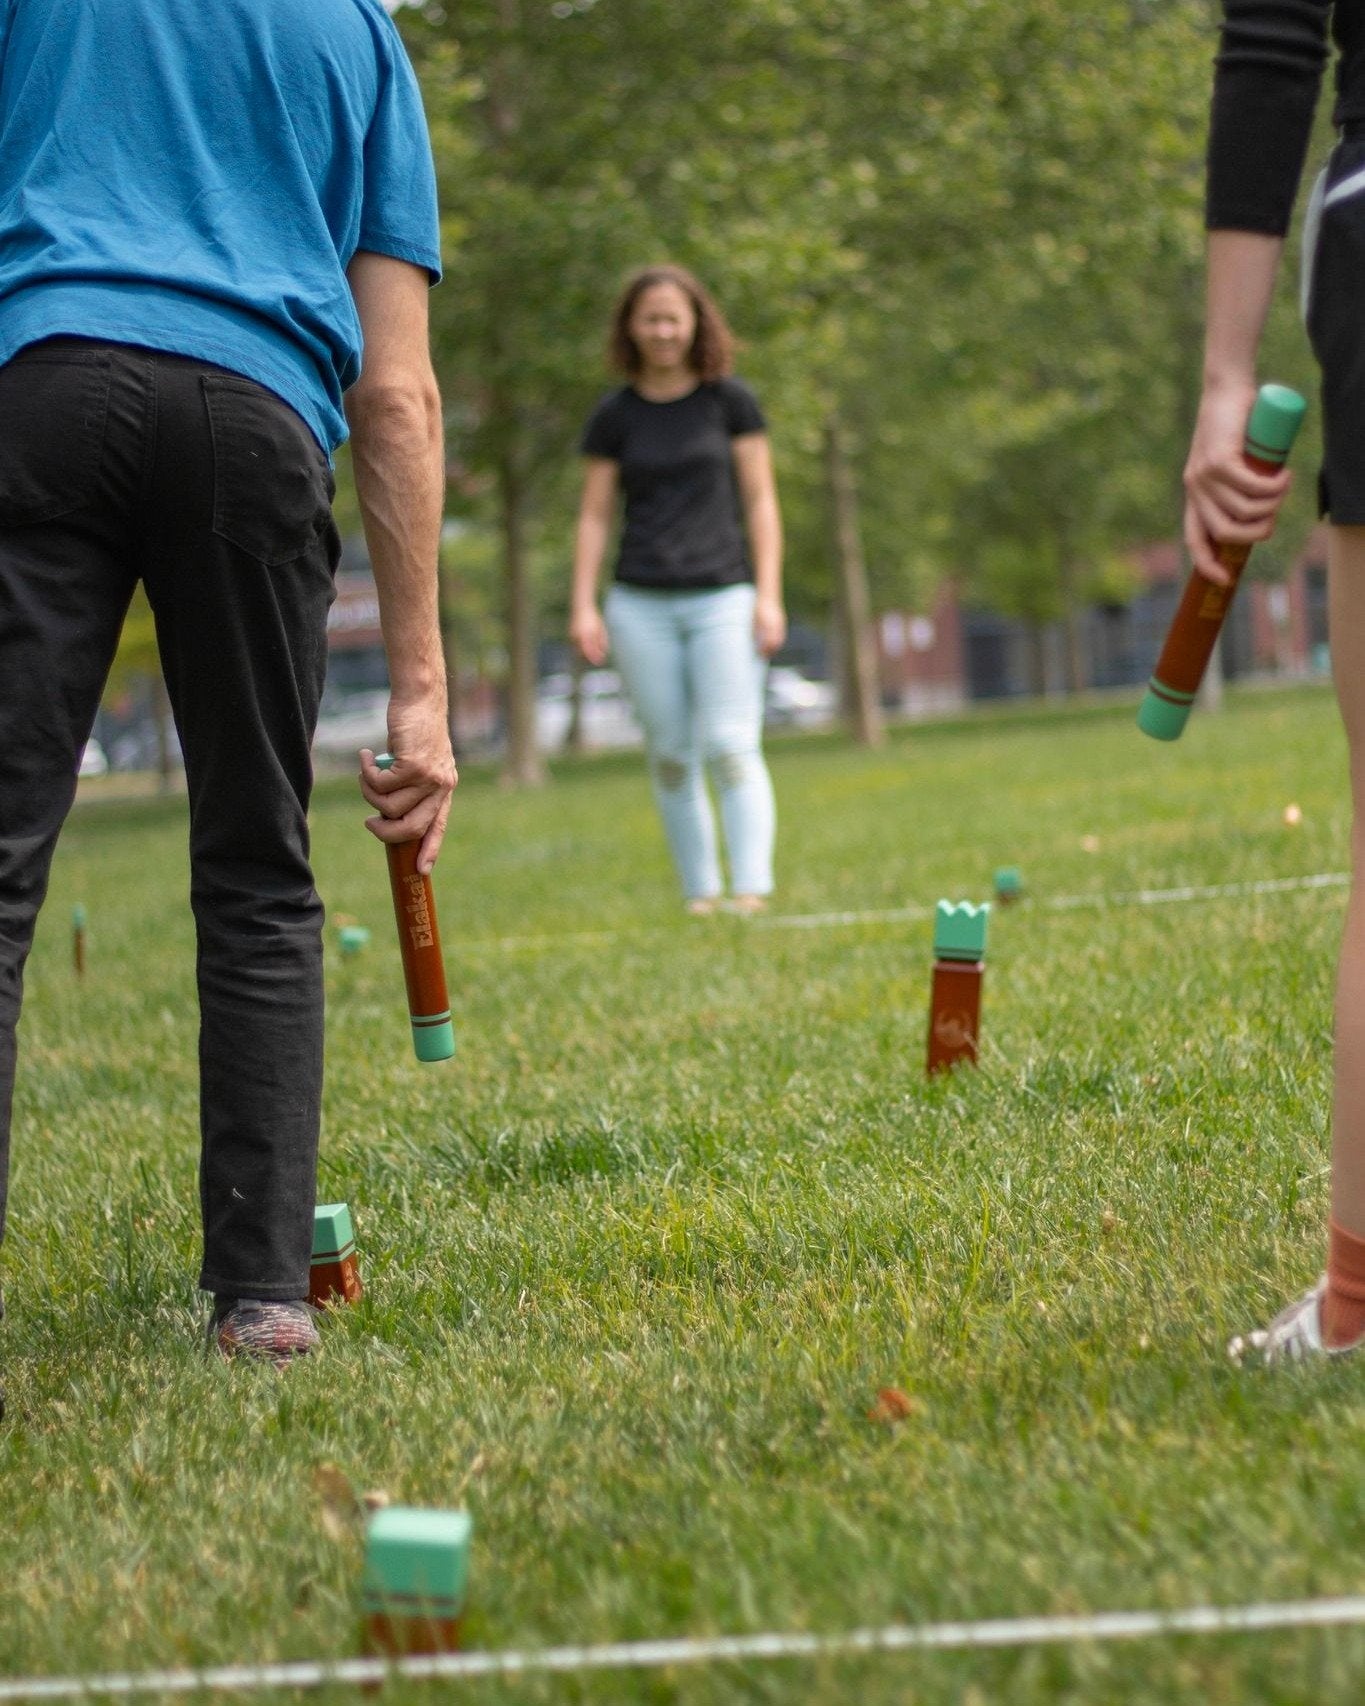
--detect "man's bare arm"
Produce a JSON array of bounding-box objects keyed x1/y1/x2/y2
[{"x1": 345, "y1": 250, "x2": 455, "y2": 873}]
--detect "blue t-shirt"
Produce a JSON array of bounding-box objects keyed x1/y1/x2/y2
[{"x1": 0, "y1": 0, "x2": 441, "y2": 455}]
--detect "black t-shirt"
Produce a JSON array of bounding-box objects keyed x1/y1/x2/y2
[
  {"x1": 579, "y1": 377, "x2": 767, "y2": 590},
  {"x1": 1206, "y1": 0, "x2": 1359, "y2": 236}
]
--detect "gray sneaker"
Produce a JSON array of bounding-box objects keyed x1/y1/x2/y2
[
  {"x1": 211, "y1": 1298, "x2": 319, "y2": 1366},
  {"x1": 1227, "y1": 1277, "x2": 1362, "y2": 1367}
]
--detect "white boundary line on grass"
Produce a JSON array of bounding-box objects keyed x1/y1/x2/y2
[
  {"x1": 5, "y1": 1596, "x2": 1365, "y2": 1699},
  {"x1": 1044, "y1": 869, "x2": 1350, "y2": 913},
  {"x1": 476, "y1": 870, "x2": 1351, "y2": 953}
]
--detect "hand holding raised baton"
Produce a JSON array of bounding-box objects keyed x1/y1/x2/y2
[{"x1": 1138, "y1": 383, "x2": 1306, "y2": 741}]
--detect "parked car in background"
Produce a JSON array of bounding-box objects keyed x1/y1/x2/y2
[
  {"x1": 107, "y1": 722, "x2": 182, "y2": 773},
  {"x1": 764, "y1": 666, "x2": 837, "y2": 729},
  {"x1": 535, "y1": 670, "x2": 643, "y2": 753},
  {"x1": 311, "y1": 689, "x2": 391, "y2": 759},
  {"x1": 77, "y1": 738, "x2": 108, "y2": 778}
]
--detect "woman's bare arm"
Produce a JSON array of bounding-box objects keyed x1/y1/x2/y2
[
  {"x1": 733, "y1": 433, "x2": 786, "y2": 655},
  {"x1": 569, "y1": 457, "x2": 618, "y2": 666}
]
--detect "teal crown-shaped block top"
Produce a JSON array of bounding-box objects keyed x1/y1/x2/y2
[
  {"x1": 362, "y1": 1507, "x2": 473, "y2": 1611},
  {"x1": 312, "y1": 1202, "x2": 355, "y2": 1260},
  {"x1": 933, "y1": 900, "x2": 989, "y2": 961}
]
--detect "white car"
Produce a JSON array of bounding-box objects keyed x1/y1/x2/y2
[
  {"x1": 535, "y1": 670, "x2": 642, "y2": 752},
  {"x1": 764, "y1": 667, "x2": 837, "y2": 729},
  {"x1": 77, "y1": 738, "x2": 109, "y2": 778},
  {"x1": 311, "y1": 690, "x2": 391, "y2": 759}
]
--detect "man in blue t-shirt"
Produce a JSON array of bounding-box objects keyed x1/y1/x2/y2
[{"x1": 0, "y1": 0, "x2": 456, "y2": 1387}]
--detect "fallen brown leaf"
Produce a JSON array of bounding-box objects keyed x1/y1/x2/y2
[{"x1": 867, "y1": 1387, "x2": 920, "y2": 1426}]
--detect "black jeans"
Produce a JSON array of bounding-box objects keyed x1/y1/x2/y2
[{"x1": 0, "y1": 338, "x2": 340, "y2": 1299}]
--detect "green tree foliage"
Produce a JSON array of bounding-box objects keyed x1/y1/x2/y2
[
  {"x1": 777, "y1": 2, "x2": 1212, "y2": 671},
  {"x1": 161, "y1": 0, "x2": 1326, "y2": 755},
  {"x1": 397, "y1": 0, "x2": 877, "y2": 766},
  {"x1": 402, "y1": 2, "x2": 1273, "y2": 623}
]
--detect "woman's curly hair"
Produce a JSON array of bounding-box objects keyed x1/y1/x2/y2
[{"x1": 608, "y1": 264, "x2": 736, "y2": 381}]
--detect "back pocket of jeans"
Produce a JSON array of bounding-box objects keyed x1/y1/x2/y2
[
  {"x1": 203, "y1": 374, "x2": 334, "y2": 566},
  {"x1": 0, "y1": 352, "x2": 110, "y2": 525}
]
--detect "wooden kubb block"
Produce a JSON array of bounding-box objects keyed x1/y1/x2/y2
[
  {"x1": 309, "y1": 1202, "x2": 363, "y2": 1309},
  {"x1": 362, "y1": 1507, "x2": 472, "y2": 1660},
  {"x1": 926, "y1": 900, "x2": 989, "y2": 1075}
]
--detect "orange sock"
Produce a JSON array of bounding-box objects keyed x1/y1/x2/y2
[{"x1": 1322, "y1": 1220, "x2": 1365, "y2": 1348}]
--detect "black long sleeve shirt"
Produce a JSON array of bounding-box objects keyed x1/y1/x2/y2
[{"x1": 1206, "y1": 0, "x2": 1359, "y2": 234}]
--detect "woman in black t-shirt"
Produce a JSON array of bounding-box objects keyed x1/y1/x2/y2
[
  {"x1": 570, "y1": 264, "x2": 786, "y2": 914},
  {"x1": 1188, "y1": 1, "x2": 1365, "y2": 1364}
]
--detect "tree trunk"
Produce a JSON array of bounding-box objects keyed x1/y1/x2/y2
[
  {"x1": 498, "y1": 443, "x2": 545, "y2": 787},
  {"x1": 153, "y1": 671, "x2": 175, "y2": 794},
  {"x1": 1061, "y1": 607, "x2": 1087, "y2": 695},
  {"x1": 437, "y1": 548, "x2": 463, "y2": 761},
  {"x1": 486, "y1": 0, "x2": 541, "y2": 783},
  {"x1": 823, "y1": 411, "x2": 884, "y2": 747},
  {"x1": 1056, "y1": 546, "x2": 1088, "y2": 695},
  {"x1": 1025, "y1": 623, "x2": 1048, "y2": 697},
  {"x1": 565, "y1": 650, "x2": 587, "y2": 755},
  {"x1": 489, "y1": 0, "x2": 522, "y2": 140}
]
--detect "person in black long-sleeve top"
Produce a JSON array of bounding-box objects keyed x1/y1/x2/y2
[{"x1": 1191, "y1": 0, "x2": 1365, "y2": 1362}]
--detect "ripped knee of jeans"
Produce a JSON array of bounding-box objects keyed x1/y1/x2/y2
[
  {"x1": 709, "y1": 750, "x2": 751, "y2": 790},
  {"x1": 653, "y1": 756, "x2": 691, "y2": 792}
]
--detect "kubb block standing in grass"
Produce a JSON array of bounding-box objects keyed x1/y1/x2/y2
[
  {"x1": 72, "y1": 902, "x2": 86, "y2": 978},
  {"x1": 362, "y1": 1506, "x2": 472, "y2": 1657},
  {"x1": 1137, "y1": 383, "x2": 1306, "y2": 741},
  {"x1": 927, "y1": 900, "x2": 989, "y2": 1074},
  {"x1": 337, "y1": 923, "x2": 371, "y2": 958},
  {"x1": 375, "y1": 753, "x2": 454, "y2": 1063},
  {"x1": 993, "y1": 866, "x2": 1023, "y2": 907},
  {"x1": 309, "y1": 1202, "x2": 363, "y2": 1308}
]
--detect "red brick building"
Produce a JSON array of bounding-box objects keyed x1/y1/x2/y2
[{"x1": 870, "y1": 529, "x2": 1331, "y2": 712}]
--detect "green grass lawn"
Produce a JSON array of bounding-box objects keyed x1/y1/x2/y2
[{"x1": 5, "y1": 683, "x2": 1365, "y2": 1704}]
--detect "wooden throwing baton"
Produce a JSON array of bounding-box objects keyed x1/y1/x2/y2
[
  {"x1": 1137, "y1": 383, "x2": 1306, "y2": 741},
  {"x1": 375, "y1": 753, "x2": 455, "y2": 1062}
]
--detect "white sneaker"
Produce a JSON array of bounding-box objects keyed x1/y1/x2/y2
[{"x1": 1227, "y1": 1277, "x2": 1363, "y2": 1366}]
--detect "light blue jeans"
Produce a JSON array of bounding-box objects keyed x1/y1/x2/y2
[{"x1": 605, "y1": 582, "x2": 776, "y2": 900}]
